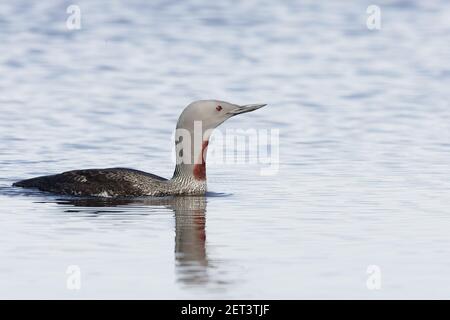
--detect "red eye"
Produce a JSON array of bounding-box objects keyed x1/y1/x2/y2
[{"x1": 216, "y1": 105, "x2": 222, "y2": 111}]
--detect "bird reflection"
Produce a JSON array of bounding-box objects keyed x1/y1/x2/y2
[
  {"x1": 173, "y1": 196, "x2": 209, "y2": 285},
  {"x1": 52, "y1": 195, "x2": 210, "y2": 286}
]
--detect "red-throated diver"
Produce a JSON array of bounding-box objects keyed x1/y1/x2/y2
[{"x1": 13, "y1": 100, "x2": 266, "y2": 197}]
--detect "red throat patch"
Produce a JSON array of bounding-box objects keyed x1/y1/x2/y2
[{"x1": 193, "y1": 140, "x2": 209, "y2": 181}]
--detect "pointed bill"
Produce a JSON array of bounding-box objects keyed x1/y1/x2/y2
[{"x1": 228, "y1": 103, "x2": 267, "y2": 115}]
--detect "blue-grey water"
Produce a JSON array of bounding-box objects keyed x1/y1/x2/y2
[{"x1": 1, "y1": 0, "x2": 450, "y2": 299}]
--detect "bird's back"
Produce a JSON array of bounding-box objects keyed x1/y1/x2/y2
[{"x1": 13, "y1": 168, "x2": 167, "y2": 197}]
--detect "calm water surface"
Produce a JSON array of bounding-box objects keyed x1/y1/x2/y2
[{"x1": 1, "y1": 0, "x2": 450, "y2": 298}]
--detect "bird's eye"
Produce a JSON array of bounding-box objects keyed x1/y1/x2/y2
[{"x1": 216, "y1": 105, "x2": 223, "y2": 111}]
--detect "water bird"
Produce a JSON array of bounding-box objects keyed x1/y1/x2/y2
[{"x1": 13, "y1": 100, "x2": 266, "y2": 197}]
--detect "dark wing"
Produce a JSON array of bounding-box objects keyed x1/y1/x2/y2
[{"x1": 13, "y1": 167, "x2": 167, "y2": 196}]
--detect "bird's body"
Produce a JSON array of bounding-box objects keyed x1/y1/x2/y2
[
  {"x1": 13, "y1": 100, "x2": 266, "y2": 197},
  {"x1": 13, "y1": 168, "x2": 205, "y2": 197},
  {"x1": 14, "y1": 168, "x2": 167, "y2": 197}
]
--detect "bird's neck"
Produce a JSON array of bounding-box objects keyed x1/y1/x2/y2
[{"x1": 170, "y1": 127, "x2": 211, "y2": 193}]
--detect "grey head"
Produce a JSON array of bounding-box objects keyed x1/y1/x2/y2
[{"x1": 176, "y1": 100, "x2": 266, "y2": 133}]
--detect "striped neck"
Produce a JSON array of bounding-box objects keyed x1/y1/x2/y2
[{"x1": 170, "y1": 133, "x2": 210, "y2": 194}]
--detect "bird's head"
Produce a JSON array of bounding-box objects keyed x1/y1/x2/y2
[{"x1": 176, "y1": 100, "x2": 266, "y2": 133}]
